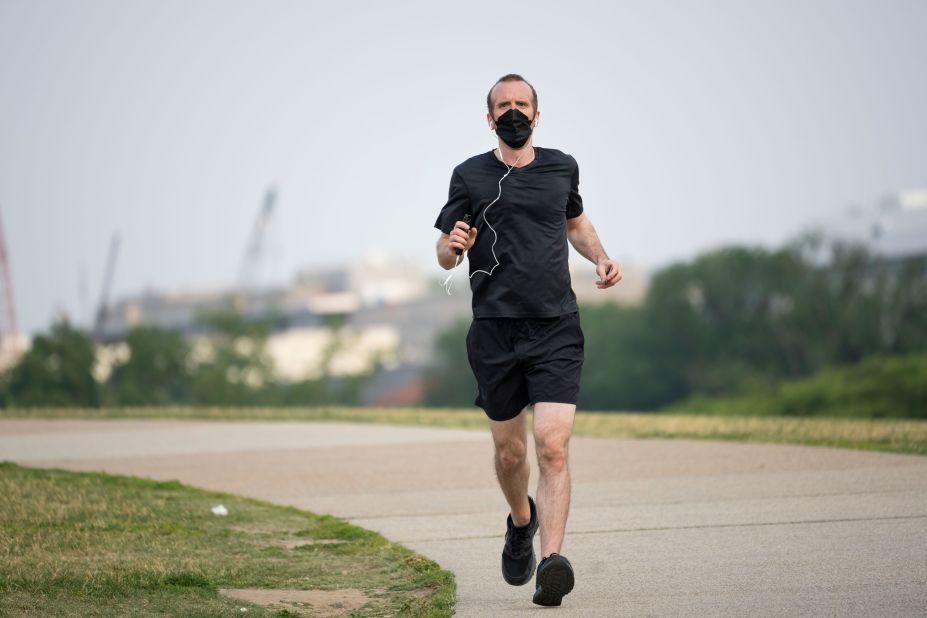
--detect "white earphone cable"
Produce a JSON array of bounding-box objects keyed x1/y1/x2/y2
[{"x1": 442, "y1": 148, "x2": 525, "y2": 294}]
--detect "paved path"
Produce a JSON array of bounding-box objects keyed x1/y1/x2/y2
[{"x1": 2, "y1": 419, "x2": 926, "y2": 616}]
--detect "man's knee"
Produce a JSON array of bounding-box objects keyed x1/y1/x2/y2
[
  {"x1": 535, "y1": 433, "x2": 569, "y2": 474},
  {"x1": 532, "y1": 402, "x2": 575, "y2": 475},
  {"x1": 495, "y1": 439, "x2": 527, "y2": 473}
]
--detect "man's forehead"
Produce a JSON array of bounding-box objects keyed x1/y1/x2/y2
[{"x1": 490, "y1": 80, "x2": 534, "y2": 104}]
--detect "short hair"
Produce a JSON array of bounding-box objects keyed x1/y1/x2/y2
[{"x1": 486, "y1": 74, "x2": 538, "y2": 113}]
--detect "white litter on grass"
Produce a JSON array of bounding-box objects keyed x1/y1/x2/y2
[
  {"x1": 239, "y1": 608, "x2": 248, "y2": 613},
  {"x1": 211, "y1": 504, "x2": 229, "y2": 516}
]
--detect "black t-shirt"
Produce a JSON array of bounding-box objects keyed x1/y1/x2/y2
[{"x1": 434, "y1": 147, "x2": 584, "y2": 318}]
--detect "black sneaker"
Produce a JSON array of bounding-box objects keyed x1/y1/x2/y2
[
  {"x1": 501, "y1": 496, "x2": 538, "y2": 586},
  {"x1": 533, "y1": 553, "x2": 575, "y2": 606}
]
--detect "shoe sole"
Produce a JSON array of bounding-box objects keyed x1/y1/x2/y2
[
  {"x1": 533, "y1": 560, "x2": 575, "y2": 606},
  {"x1": 501, "y1": 552, "x2": 536, "y2": 586}
]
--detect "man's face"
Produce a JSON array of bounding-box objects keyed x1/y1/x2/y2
[{"x1": 487, "y1": 80, "x2": 538, "y2": 128}]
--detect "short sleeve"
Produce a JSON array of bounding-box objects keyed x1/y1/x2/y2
[
  {"x1": 434, "y1": 169, "x2": 471, "y2": 234},
  {"x1": 566, "y1": 158, "x2": 584, "y2": 219}
]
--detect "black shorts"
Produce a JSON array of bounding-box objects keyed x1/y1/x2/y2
[{"x1": 466, "y1": 311, "x2": 584, "y2": 422}]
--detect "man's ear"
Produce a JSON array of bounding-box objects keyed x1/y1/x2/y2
[
  {"x1": 487, "y1": 113, "x2": 495, "y2": 130},
  {"x1": 533, "y1": 111, "x2": 540, "y2": 128}
]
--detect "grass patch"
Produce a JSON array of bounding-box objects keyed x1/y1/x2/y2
[
  {"x1": 0, "y1": 462, "x2": 454, "y2": 617},
  {"x1": 2, "y1": 406, "x2": 926, "y2": 456}
]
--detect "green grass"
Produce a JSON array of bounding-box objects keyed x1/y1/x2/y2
[
  {"x1": 3, "y1": 406, "x2": 927, "y2": 456},
  {"x1": 0, "y1": 462, "x2": 454, "y2": 617}
]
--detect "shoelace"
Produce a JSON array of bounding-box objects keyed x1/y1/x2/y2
[{"x1": 505, "y1": 527, "x2": 534, "y2": 558}]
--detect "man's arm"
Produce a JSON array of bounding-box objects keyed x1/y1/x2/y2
[
  {"x1": 566, "y1": 212, "x2": 621, "y2": 289},
  {"x1": 436, "y1": 221, "x2": 478, "y2": 270}
]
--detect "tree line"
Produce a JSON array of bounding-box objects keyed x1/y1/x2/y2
[
  {"x1": 425, "y1": 235, "x2": 927, "y2": 417},
  {"x1": 4, "y1": 235, "x2": 924, "y2": 416}
]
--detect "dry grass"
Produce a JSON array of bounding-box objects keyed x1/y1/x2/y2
[
  {"x1": 2, "y1": 406, "x2": 926, "y2": 455},
  {"x1": 572, "y1": 411, "x2": 927, "y2": 455}
]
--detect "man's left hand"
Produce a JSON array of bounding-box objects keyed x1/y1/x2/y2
[{"x1": 595, "y1": 259, "x2": 622, "y2": 289}]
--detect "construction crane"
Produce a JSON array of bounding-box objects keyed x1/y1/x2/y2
[
  {"x1": 93, "y1": 233, "x2": 120, "y2": 342},
  {"x1": 237, "y1": 186, "x2": 277, "y2": 292},
  {"x1": 0, "y1": 206, "x2": 20, "y2": 364}
]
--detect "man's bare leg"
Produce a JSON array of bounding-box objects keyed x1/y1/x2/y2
[
  {"x1": 488, "y1": 408, "x2": 532, "y2": 526},
  {"x1": 532, "y1": 402, "x2": 576, "y2": 557}
]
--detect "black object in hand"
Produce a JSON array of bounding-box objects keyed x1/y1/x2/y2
[{"x1": 455, "y1": 214, "x2": 472, "y2": 256}]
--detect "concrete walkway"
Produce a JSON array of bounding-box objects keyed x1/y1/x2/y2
[{"x1": 1, "y1": 418, "x2": 925, "y2": 616}]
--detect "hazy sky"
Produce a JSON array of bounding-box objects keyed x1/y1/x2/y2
[{"x1": 2, "y1": 0, "x2": 926, "y2": 335}]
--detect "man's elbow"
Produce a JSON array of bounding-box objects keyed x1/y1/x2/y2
[
  {"x1": 566, "y1": 216, "x2": 585, "y2": 236},
  {"x1": 566, "y1": 225, "x2": 584, "y2": 246}
]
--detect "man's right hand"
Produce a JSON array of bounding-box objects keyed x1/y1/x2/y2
[
  {"x1": 437, "y1": 220, "x2": 479, "y2": 270},
  {"x1": 448, "y1": 220, "x2": 478, "y2": 255}
]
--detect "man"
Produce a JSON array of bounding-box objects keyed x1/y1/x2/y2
[{"x1": 434, "y1": 74, "x2": 621, "y2": 607}]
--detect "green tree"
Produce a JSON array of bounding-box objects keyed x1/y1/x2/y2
[
  {"x1": 188, "y1": 310, "x2": 276, "y2": 406},
  {"x1": 875, "y1": 255, "x2": 927, "y2": 353},
  {"x1": 3, "y1": 320, "x2": 99, "y2": 407},
  {"x1": 576, "y1": 303, "x2": 671, "y2": 410},
  {"x1": 672, "y1": 354, "x2": 927, "y2": 419},
  {"x1": 378, "y1": 237, "x2": 927, "y2": 414},
  {"x1": 106, "y1": 326, "x2": 191, "y2": 405},
  {"x1": 422, "y1": 319, "x2": 477, "y2": 408}
]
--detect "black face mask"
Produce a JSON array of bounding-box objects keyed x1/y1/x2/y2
[{"x1": 493, "y1": 108, "x2": 534, "y2": 149}]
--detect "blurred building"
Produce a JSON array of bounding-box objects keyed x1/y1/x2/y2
[
  {"x1": 97, "y1": 252, "x2": 473, "y2": 405},
  {"x1": 0, "y1": 333, "x2": 29, "y2": 374}
]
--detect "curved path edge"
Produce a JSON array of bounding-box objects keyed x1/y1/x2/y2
[{"x1": 2, "y1": 419, "x2": 925, "y2": 617}]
